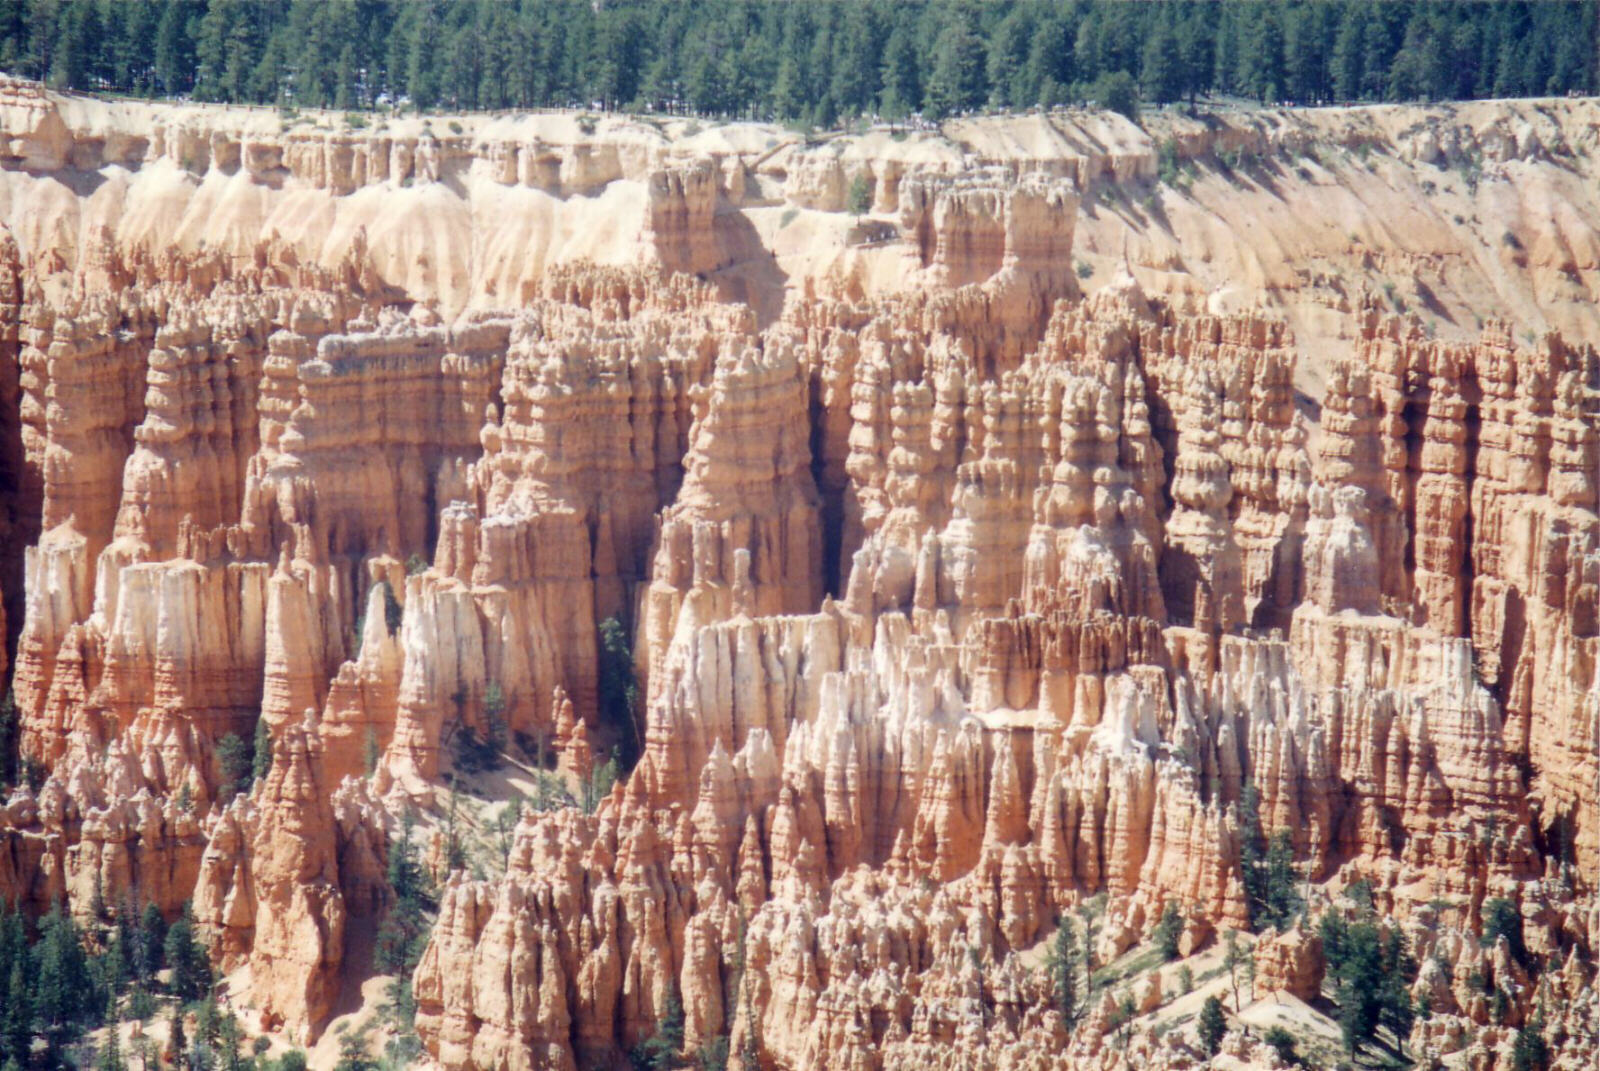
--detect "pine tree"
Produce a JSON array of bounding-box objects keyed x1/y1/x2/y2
[
  {"x1": 1331, "y1": 4, "x2": 1367, "y2": 101},
  {"x1": 1, "y1": 960, "x2": 30, "y2": 1068},
  {"x1": 1511, "y1": 1013, "x2": 1550, "y2": 1071},
  {"x1": 193, "y1": 997, "x2": 219, "y2": 1051},
  {"x1": 584, "y1": 753, "x2": 618, "y2": 815},
  {"x1": 168, "y1": 1007, "x2": 187, "y2": 1071},
  {"x1": 49, "y1": 0, "x2": 102, "y2": 90},
  {"x1": 1153, "y1": 901, "x2": 1183, "y2": 961},
  {"x1": 1223, "y1": 930, "x2": 1248, "y2": 1010},
  {"x1": 1321, "y1": 886, "x2": 1417, "y2": 1055},
  {"x1": 334, "y1": 1031, "x2": 374, "y2": 1071},
  {"x1": 985, "y1": 7, "x2": 1033, "y2": 109},
  {"x1": 1090, "y1": 70, "x2": 1139, "y2": 122},
  {"x1": 923, "y1": 17, "x2": 987, "y2": 120},
  {"x1": 1023, "y1": 13, "x2": 1071, "y2": 107},
  {"x1": 482, "y1": 681, "x2": 507, "y2": 767},
  {"x1": 771, "y1": 53, "x2": 805, "y2": 121},
  {"x1": 387, "y1": 810, "x2": 426, "y2": 905},
  {"x1": 0, "y1": 899, "x2": 26, "y2": 1070},
  {"x1": 375, "y1": 809, "x2": 433, "y2": 980},
  {"x1": 99, "y1": 995, "x2": 127, "y2": 1071},
  {"x1": 828, "y1": 4, "x2": 877, "y2": 119},
  {"x1": 631, "y1": 985, "x2": 685, "y2": 1071},
  {"x1": 139, "y1": 902, "x2": 166, "y2": 982},
  {"x1": 127, "y1": 986, "x2": 157, "y2": 1024},
  {"x1": 878, "y1": 26, "x2": 919, "y2": 121},
  {"x1": 1140, "y1": 20, "x2": 1183, "y2": 105},
  {"x1": 1263, "y1": 1024, "x2": 1297, "y2": 1065},
  {"x1": 1481, "y1": 897, "x2": 1526, "y2": 965},
  {"x1": 163, "y1": 904, "x2": 212, "y2": 1001},
  {"x1": 0, "y1": 0, "x2": 1590, "y2": 125},
  {"x1": 738, "y1": 984, "x2": 760, "y2": 1070},
  {"x1": 378, "y1": 579, "x2": 402, "y2": 635},
  {"x1": 846, "y1": 173, "x2": 871, "y2": 216},
  {"x1": 154, "y1": 0, "x2": 198, "y2": 95},
  {"x1": 251, "y1": 717, "x2": 272, "y2": 786},
  {"x1": 1237, "y1": 785, "x2": 1269, "y2": 928},
  {"x1": 597, "y1": 617, "x2": 641, "y2": 769},
  {"x1": 218, "y1": 1011, "x2": 244, "y2": 1071},
  {"x1": 1176, "y1": 11, "x2": 1212, "y2": 104},
  {"x1": 134, "y1": 1034, "x2": 158, "y2": 1071},
  {"x1": 405, "y1": 0, "x2": 442, "y2": 109},
  {"x1": 333, "y1": 43, "x2": 355, "y2": 110},
  {"x1": 1198, "y1": 995, "x2": 1227, "y2": 1057},
  {"x1": 35, "y1": 901, "x2": 95, "y2": 1056},
  {"x1": 1263, "y1": 830, "x2": 1303, "y2": 930},
  {"x1": 115, "y1": 899, "x2": 138, "y2": 979},
  {"x1": 1045, "y1": 915, "x2": 1080, "y2": 1028},
  {"x1": 1239, "y1": 6, "x2": 1285, "y2": 102},
  {"x1": 0, "y1": 689, "x2": 18, "y2": 788},
  {"x1": 216, "y1": 732, "x2": 252, "y2": 801},
  {"x1": 192, "y1": 0, "x2": 234, "y2": 101}
]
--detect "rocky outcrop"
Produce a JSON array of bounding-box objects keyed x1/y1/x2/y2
[
  {"x1": 636, "y1": 339, "x2": 822, "y2": 705},
  {"x1": 192, "y1": 716, "x2": 388, "y2": 1037}
]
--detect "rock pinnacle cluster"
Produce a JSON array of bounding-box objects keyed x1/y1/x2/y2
[{"x1": 0, "y1": 77, "x2": 1594, "y2": 1071}]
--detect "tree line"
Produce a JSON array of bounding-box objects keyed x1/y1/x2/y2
[{"x1": 0, "y1": 1, "x2": 1593, "y2": 125}]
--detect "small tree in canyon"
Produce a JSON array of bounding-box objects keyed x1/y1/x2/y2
[
  {"x1": 1046, "y1": 914, "x2": 1082, "y2": 1029},
  {"x1": 1198, "y1": 996, "x2": 1227, "y2": 1058},
  {"x1": 598, "y1": 617, "x2": 643, "y2": 770},
  {"x1": 1153, "y1": 901, "x2": 1184, "y2": 961}
]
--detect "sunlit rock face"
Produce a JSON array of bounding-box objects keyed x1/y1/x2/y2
[{"x1": 0, "y1": 76, "x2": 1594, "y2": 1069}]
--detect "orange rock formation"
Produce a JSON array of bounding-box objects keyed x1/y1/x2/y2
[{"x1": 0, "y1": 79, "x2": 1593, "y2": 1071}]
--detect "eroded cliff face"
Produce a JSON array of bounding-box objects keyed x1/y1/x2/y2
[{"x1": 0, "y1": 77, "x2": 1595, "y2": 1071}]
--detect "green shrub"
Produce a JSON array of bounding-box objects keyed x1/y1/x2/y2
[
  {"x1": 1511, "y1": 1014, "x2": 1550, "y2": 1071},
  {"x1": 215, "y1": 732, "x2": 254, "y2": 800},
  {"x1": 251, "y1": 717, "x2": 272, "y2": 785},
  {"x1": 381, "y1": 580, "x2": 403, "y2": 634},
  {"x1": 1153, "y1": 901, "x2": 1184, "y2": 961},
  {"x1": 598, "y1": 617, "x2": 641, "y2": 770},
  {"x1": 1157, "y1": 138, "x2": 1181, "y2": 185},
  {"x1": 847, "y1": 173, "x2": 872, "y2": 216},
  {"x1": 1263, "y1": 1025, "x2": 1298, "y2": 1065},
  {"x1": 452, "y1": 682, "x2": 506, "y2": 773},
  {"x1": 1481, "y1": 897, "x2": 1526, "y2": 965}
]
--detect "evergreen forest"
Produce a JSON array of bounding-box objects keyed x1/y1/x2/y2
[{"x1": 0, "y1": 0, "x2": 1594, "y2": 124}]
